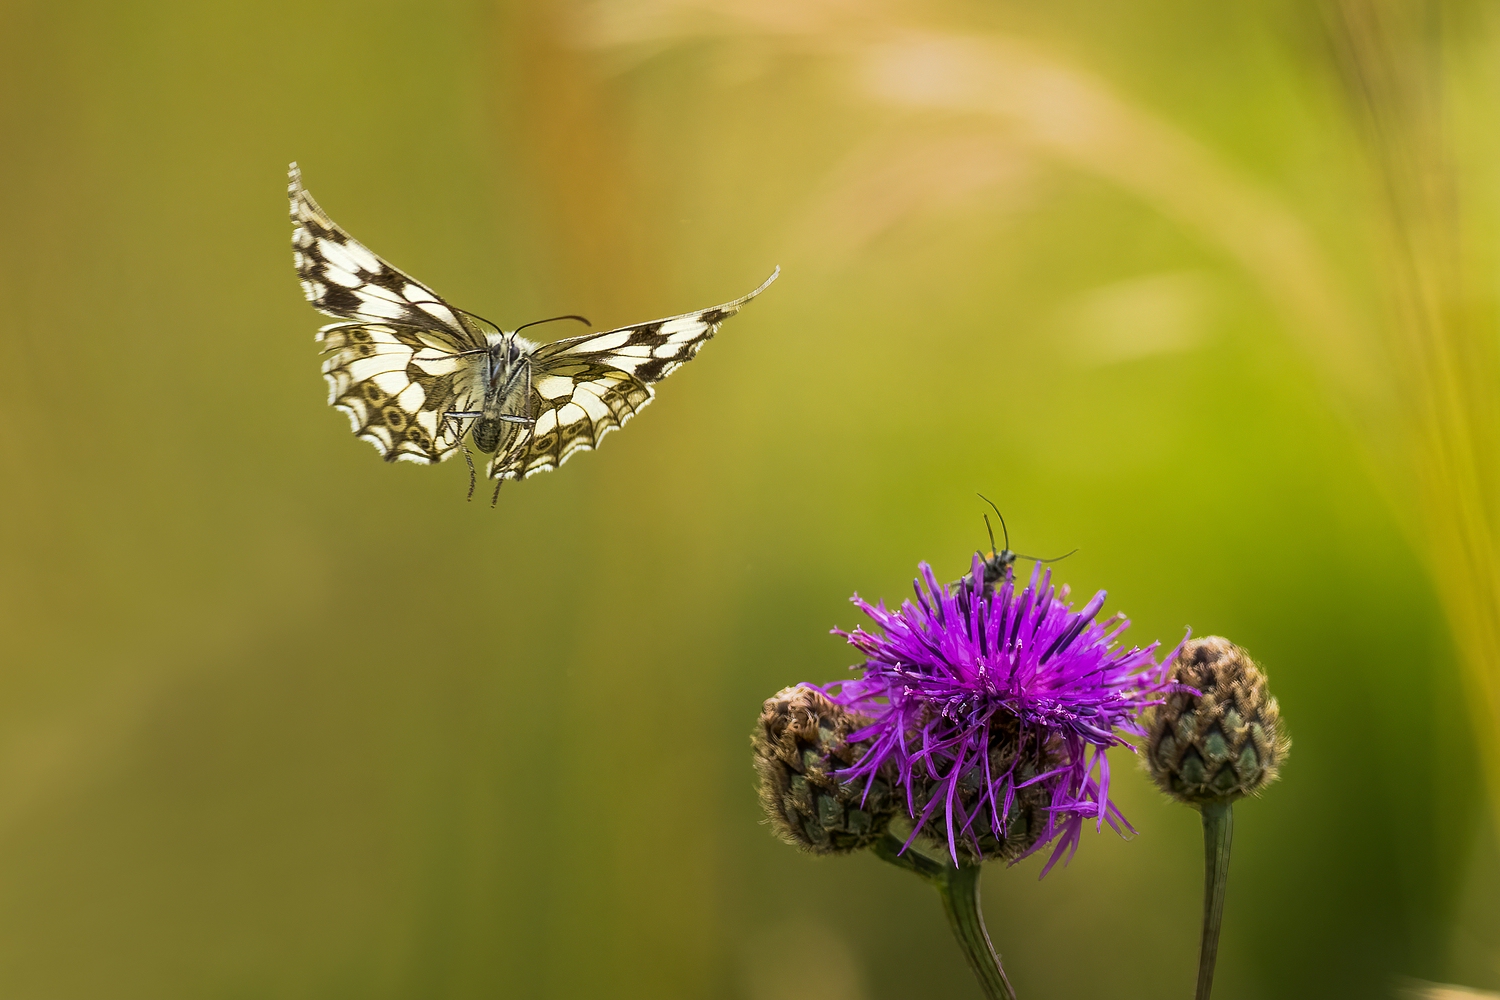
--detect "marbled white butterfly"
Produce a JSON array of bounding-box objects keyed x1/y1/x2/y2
[{"x1": 289, "y1": 163, "x2": 777, "y2": 503}]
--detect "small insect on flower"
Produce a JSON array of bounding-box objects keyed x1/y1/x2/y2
[
  {"x1": 288, "y1": 163, "x2": 777, "y2": 504},
  {"x1": 831, "y1": 555, "x2": 1177, "y2": 871},
  {"x1": 954, "y1": 496, "x2": 1077, "y2": 595}
]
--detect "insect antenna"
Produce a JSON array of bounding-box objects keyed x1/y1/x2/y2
[
  {"x1": 976, "y1": 493, "x2": 1010, "y2": 553},
  {"x1": 449, "y1": 305, "x2": 507, "y2": 333},
  {"x1": 512, "y1": 314, "x2": 592, "y2": 336},
  {"x1": 1016, "y1": 548, "x2": 1079, "y2": 564},
  {"x1": 503, "y1": 315, "x2": 591, "y2": 358}
]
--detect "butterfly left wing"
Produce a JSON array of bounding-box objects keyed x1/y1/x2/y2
[
  {"x1": 289, "y1": 163, "x2": 483, "y2": 349},
  {"x1": 486, "y1": 269, "x2": 779, "y2": 481},
  {"x1": 318, "y1": 322, "x2": 485, "y2": 464}
]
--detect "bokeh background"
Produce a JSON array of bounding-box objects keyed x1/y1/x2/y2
[{"x1": 2, "y1": 1, "x2": 1499, "y2": 997}]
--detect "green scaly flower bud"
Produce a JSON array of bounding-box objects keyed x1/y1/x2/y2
[
  {"x1": 1143, "y1": 636, "x2": 1290, "y2": 804},
  {"x1": 752, "y1": 685, "x2": 897, "y2": 855}
]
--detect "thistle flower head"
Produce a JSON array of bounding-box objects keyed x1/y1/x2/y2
[{"x1": 830, "y1": 555, "x2": 1175, "y2": 873}]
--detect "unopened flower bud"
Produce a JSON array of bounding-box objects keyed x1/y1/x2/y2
[
  {"x1": 752, "y1": 685, "x2": 897, "y2": 854},
  {"x1": 1144, "y1": 636, "x2": 1289, "y2": 805}
]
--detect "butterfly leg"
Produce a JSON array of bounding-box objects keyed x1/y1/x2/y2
[
  {"x1": 490, "y1": 474, "x2": 503, "y2": 508},
  {"x1": 523, "y1": 359, "x2": 533, "y2": 424},
  {"x1": 461, "y1": 446, "x2": 477, "y2": 501},
  {"x1": 443, "y1": 411, "x2": 483, "y2": 502}
]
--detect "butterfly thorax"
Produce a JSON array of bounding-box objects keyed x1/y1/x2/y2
[{"x1": 470, "y1": 333, "x2": 539, "y2": 454}]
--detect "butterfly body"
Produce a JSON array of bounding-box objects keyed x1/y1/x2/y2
[
  {"x1": 461, "y1": 332, "x2": 539, "y2": 454},
  {"x1": 288, "y1": 163, "x2": 777, "y2": 494}
]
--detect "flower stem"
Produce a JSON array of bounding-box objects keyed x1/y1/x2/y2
[
  {"x1": 873, "y1": 833, "x2": 1017, "y2": 1000},
  {"x1": 1196, "y1": 801, "x2": 1234, "y2": 1000}
]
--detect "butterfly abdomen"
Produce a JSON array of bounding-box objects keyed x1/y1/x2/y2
[{"x1": 472, "y1": 416, "x2": 503, "y2": 453}]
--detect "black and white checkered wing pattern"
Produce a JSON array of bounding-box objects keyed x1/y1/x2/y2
[
  {"x1": 488, "y1": 269, "x2": 778, "y2": 481},
  {"x1": 289, "y1": 163, "x2": 483, "y2": 348},
  {"x1": 318, "y1": 322, "x2": 484, "y2": 465},
  {"x1": 290, "y1": 163, "x2": 490, "y2": 465}
]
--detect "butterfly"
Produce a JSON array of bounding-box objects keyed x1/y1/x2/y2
[{"x1": 288, "y1": 163, "x2": 778, "y2": 504}]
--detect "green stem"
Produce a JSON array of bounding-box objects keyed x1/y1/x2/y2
[
  {"x1": 873, "y1": 834, "x2": 1017, "y2": 1000},
  {"x1": 1196, "y1": 801, "x2": 1234, "y2": 1000}
]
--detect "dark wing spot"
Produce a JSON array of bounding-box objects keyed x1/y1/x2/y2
[
  {"x1": 634, "y1": 358, "x2": 672, "y2": 383},
  {"x1": 321, "y1": 286, "x2": 364, "y2": 314},
  {"x1": 362, "y1": 383, "x2": 388, "y2": 404},
  {"x1": 697, "y1": 308, "x2": 726, "y2": 325},
  {"x1": 382, "y1": 407, "x2": 408, "y2": 430}
]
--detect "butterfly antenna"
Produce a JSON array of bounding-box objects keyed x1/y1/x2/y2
[
  {"x1": 976, "y1": 493, "x2": 1009, "y2": 551},
  {"x1": 450, "y1": 305, "x2": 510, "y2": 332},
  {"x1": 982, "y1": 514, "x2": 998, "y2": 557},
  {"x1": 512, "y1": 314, "x2": 592, "y2": 336}
]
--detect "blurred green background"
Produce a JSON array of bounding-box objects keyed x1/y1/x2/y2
[{"x1": 2, "y1": 1, "x2": 1498, "y2": 997}]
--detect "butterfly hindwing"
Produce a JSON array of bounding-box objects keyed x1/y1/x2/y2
[
  {"x1": 318, "y1": 322, "x2": 483, "y2": 465},
  {"x1": 289, "y1": 163, "x2": 481, "y2": 349},
  {"x1": 486, "y1": 363, "x2": 654, "y2": 480},
  {"x1": 486, "y1": 269, "x2": 779, "y2": 481}
]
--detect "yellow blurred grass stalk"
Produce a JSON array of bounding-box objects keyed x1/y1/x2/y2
[
  {"x1": 1320, "y1": 0, "x2": 1500, "y2": 827},
  {"x1": 572, "y1": 0, "x2": 1500, "y2": 825}
]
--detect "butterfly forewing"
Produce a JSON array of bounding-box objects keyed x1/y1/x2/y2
[
  {"x1": 289, "y1": 164, "x2": 482, "y2": 348},
  {"x1": 487, "y1": 363, "x2": 654, "y2": 480},
  {"x1": 486, "y1": 269, "x2": 779, "y2": 481}
]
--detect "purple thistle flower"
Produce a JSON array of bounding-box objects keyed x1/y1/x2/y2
[{"x1": 828, "y1": 554, "x2": 1179, "y2": 874}]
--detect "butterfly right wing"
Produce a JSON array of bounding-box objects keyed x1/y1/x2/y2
[
  {"x1": 485, "y1": 269, "x2": 778, "y2": 481},
  {"x1": 289, "y1": 162, "x2": 484, "y2": 348}
]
